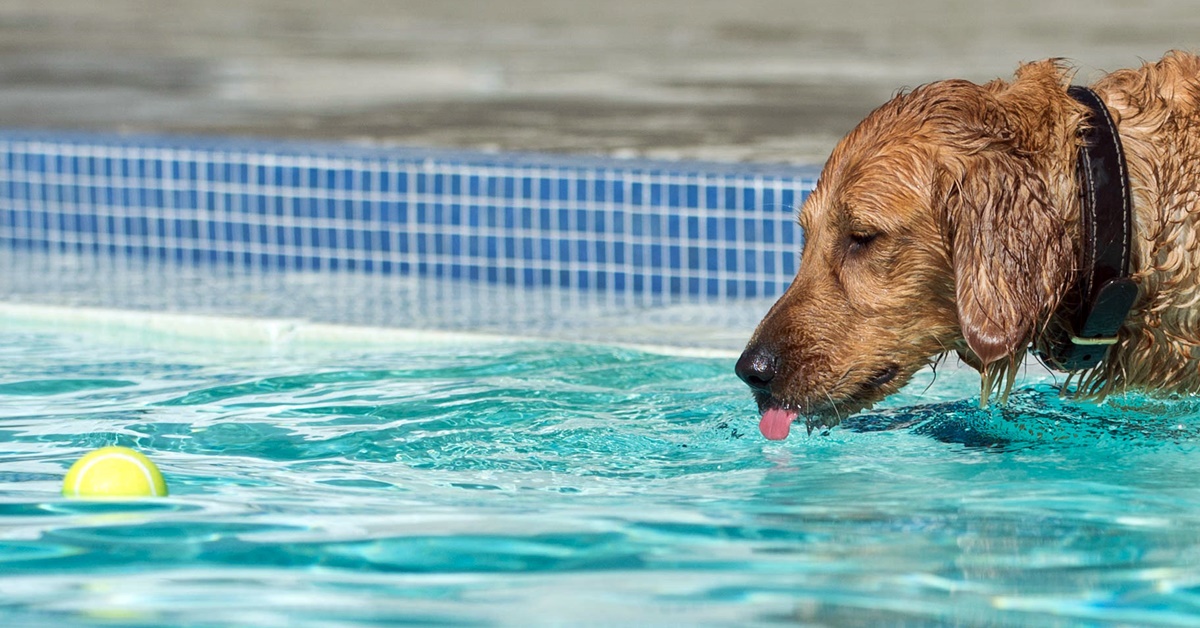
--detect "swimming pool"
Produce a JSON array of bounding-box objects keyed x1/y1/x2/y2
[
  {"x1": 4, "y1": 304, "x2": 1200, "y2": 626},
  {"x1": 3, "y1": 133, "x2": 1200, "y2": 626}
]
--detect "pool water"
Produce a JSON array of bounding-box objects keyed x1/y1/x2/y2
[{"x1": 3, "y1": 321, "x2": 1200, "y2": 626}]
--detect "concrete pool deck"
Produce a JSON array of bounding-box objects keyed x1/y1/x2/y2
[
  {"x1": 0, "y1": 1, "x2": 1195, "y2": 353},
  {"x1": 0, "y1": 0, "x2": 1196, "y2": 166}
]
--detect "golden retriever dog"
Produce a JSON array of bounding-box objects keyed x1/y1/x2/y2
[{"x1": 736, "y1": 51, "x2": 1200, "y2": 440}]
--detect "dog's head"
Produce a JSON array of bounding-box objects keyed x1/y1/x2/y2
[{"x1": 738, "y1": 63, "x2": 1084, "y2": 439}]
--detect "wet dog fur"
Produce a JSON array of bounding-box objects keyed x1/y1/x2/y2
[{"x1": 737, "y1": 51, "x2": 1200, "y2": 438}]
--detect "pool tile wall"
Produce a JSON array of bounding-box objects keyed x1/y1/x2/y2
[{"x1": 0, "y1": 132, "x2": 817, "y2": 299}]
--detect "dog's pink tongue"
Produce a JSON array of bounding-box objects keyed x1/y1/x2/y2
[{"x1": 759, "y1": 407, "x2": 798, "y2": 441}]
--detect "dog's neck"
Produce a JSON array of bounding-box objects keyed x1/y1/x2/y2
[
  {"x1": 1037, "y1": 86, "x2": 1138, "y2": 373},
  {"x1": 1036, "y1": 54, "x2": 1200, "y2": 397}
]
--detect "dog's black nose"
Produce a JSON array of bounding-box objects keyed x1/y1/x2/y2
[{"x1": 735, "y1": 345, "x2": 778, "y2": 393}]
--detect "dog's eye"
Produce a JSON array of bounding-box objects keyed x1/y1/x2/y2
[{"x1": 847, "y1": 231, "x2": 880, "y2": 252}]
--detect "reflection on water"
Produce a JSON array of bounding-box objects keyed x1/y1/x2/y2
[{"x1": 2, "y1": 327, "x2": 1200, "y2": 625}]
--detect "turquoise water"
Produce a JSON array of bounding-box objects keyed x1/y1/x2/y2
[{"x1": 3, "y1": 325, "x2": 1200, "y2": 626}]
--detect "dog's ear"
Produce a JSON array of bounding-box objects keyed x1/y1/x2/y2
[
  {"x1": 939, "y1": 98, "x2": 1073, "y2": 367},
  {"x1": 916, "y1": 66, "x2": 1080, "y2": 372}
]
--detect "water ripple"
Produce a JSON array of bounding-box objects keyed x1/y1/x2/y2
[{"x1": 4, "y1": 331, "x2": 1200, "y2": 625}]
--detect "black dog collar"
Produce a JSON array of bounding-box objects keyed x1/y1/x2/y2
[{"x1": 1038, "y1": 86, "x2": 1138, "y2": 372}]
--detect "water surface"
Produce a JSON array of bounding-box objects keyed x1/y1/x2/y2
[{"x1": 2, "y1": 326, "x2": 1200, "y2": 626}]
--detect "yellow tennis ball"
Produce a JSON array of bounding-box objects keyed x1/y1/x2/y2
[{"x1": 63, "y1": 447, "x2": 168, "y2": 498}]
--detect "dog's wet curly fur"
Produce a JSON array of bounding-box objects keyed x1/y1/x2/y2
[{"x1": 739, "y1": 51, "x2": 1200, "y2": 429}]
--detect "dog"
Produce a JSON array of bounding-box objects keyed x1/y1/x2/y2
[{"x1": 736, "y1": 51, "x2": 1200, "y2": 440}]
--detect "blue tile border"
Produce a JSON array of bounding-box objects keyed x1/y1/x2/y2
[{"x1": 0, "y1": 131, "x2": 815, "y2": 299}]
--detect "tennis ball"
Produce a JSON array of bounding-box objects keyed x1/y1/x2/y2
[{"x1": 63, "y1": 447, "x2": 168, "y2": 498}]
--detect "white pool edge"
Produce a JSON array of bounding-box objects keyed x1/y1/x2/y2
[{"x1": 0, "y1": 302, "x2": 742, "y2": 360}]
